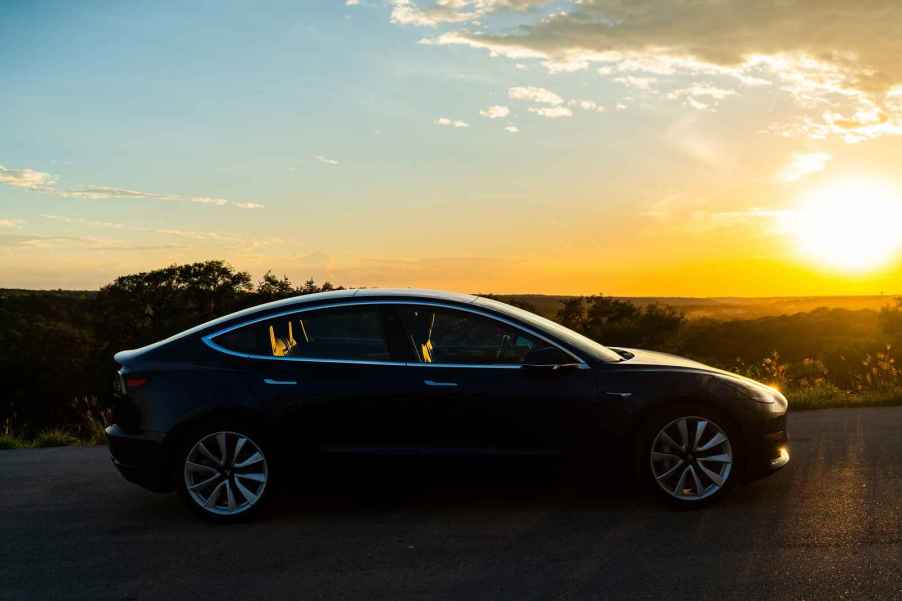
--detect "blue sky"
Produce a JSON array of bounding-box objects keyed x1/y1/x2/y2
[{"x1": 2, "y1": 1, "x2": 901, "y2": 294}]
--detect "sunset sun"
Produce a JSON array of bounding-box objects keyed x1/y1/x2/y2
[{"x1": 785, "y1": 179, "x2": 902, "y2": 272}]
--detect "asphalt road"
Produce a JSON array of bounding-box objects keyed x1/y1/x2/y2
[{"x1": 2, "y1": 407, "x2": 902, "y2": 601}]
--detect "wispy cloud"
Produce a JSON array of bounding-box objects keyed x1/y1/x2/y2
[
  {"x1": 0, "y1": 166, "x2": 57, "y2": 191},
  {"x1": 411, "y1": 0, "x2": 902, "y2": 142},
  {"x1": 435, "y1": 117, "x2": 470, "y2": 127},
  {"x1": 0, "y1": 166, "x2": 261, "y2": 209},
  {"x1": 315, "y1": 154, "x2": 340, "y2": 166},
  {"x1": 778, "y1": 152, "x2": 832, "y2": 182},
  {"x1": 480, "y1": 105, "x2": 511, "y2": 119},
  {"x1": 508, "y1": 86, "x2": 562, "y2": 105},
  {"x1": 569, "y1": 99, "x2": 605, "y2": 112},
  {"x1": 528, "y1": 106, "x2": 573, "y2": 118},
  {"x1": 505, "y1": 125, "x2": 520, "y2": 133}
]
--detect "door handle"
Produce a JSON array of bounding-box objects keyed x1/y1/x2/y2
[
  {"x1": 424, "y1": 379, "x2": 458, "y2": 388},
  {"x1": 263, "y1": 378, "x2": 298, "y2": 385}
]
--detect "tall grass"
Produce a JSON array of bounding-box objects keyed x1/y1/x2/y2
[{"x1": 729, "y1": 345, "x2": 902, "y2": 411}]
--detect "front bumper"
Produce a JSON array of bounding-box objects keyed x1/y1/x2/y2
[
  {"x1": 745, "y1": 413, "x2": 790, "y2": 479},
  {"x1": 105, "y1": 425, "x2": 173, "y2": 492}
]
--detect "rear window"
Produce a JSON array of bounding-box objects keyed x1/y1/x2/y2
[{"x1": 212, "y1": 306, "x2": 390, "y2": 361}]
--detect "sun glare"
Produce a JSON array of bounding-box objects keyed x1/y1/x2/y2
[{"x1": 784, "y1": 179, "x2": 902, "y2": 272}]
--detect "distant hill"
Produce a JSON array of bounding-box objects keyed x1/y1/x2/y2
[
  {"x1": 491, "y1": 294, "x2": 900, "y2": 320},
  {"x1": 2, "y1": 288, "x2": 897, "y2": 321}
]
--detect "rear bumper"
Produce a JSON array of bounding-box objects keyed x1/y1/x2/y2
[{"x1": 105, "y1": 425, "x2": 173, "y2": 492}]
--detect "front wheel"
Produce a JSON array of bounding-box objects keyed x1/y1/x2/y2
[
  {"x1": 177, "y1": 426, "x2": 272, "y2": 522},
  {"x1": 642, "y1": 409, "x2": 738, "y2": 507}
]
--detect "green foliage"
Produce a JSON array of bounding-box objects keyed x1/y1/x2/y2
[
  {"x1": 556, "y1": 295, "x2": 686, "y2": 350},
  {"x1": 32, "y1": 430, "x2": 79, "y2": 448},
  {"x1": 0, "y1": 434, "x2": 27, "y2": 449},
  {"x1": 0, "y1": 260, "x2": 343, "y2": 439},
  {"x1": 0, "y1": 263, "x2": 900, "y2": 442}
]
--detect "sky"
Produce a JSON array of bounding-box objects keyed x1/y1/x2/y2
[{"x1": 2, "y1": 0, "x2": 901, "y2": 296}]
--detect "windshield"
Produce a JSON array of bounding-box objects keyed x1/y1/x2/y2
[{"x1": 474, "y1": 297, "x2": 624, "y2": 363}]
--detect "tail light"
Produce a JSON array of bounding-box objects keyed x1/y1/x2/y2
[{"x1": 126, "y1": 376, "x2": 149, "y2": 390}]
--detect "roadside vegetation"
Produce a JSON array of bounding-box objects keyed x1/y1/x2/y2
[{"x1": 1, "y1": 260, "x2": 900, "y2": 448}]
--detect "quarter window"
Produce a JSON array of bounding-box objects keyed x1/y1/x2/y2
[
  {"x1": 397, "y1": 306, "x2": 540, "y2": 365},
  {"x1": 212, "y1": 306, "x2": 390, "y2": 361}
]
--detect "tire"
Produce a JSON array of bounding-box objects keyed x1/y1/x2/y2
[
  {"x1": 175, "y1": 419, "x2": 273, "y2": 523},
  {"x1": 639, "y1": 405, "x2": 741, "y2": 508}
]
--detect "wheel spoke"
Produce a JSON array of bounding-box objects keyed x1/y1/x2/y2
[
  {"x1": 205, "y1": 481, "x2": 226, "y2": 508},
  {"x1": 196, "y1": 442, "x2": 220, "y2": 465},
  {"x1": 225, "y1": 481, "x2": 237, "y2": 511},
  {"x1": 697, "y1": 453, "x2": 732, "y2": 464},
  {"x1": 236, "y1": 472, "x2": 266, "y2": 483},
  {"x1": 698, "y1": 462, "x2": 724, "y2": 486},
  {"x1": 655, "y1": 459, "x2": 684, "y2": 481},
  {"x1": 232, "y1": 436, "x2": 248, "y2": 465},
  {"x1": 676, "y1": 419, "x2": 689, "y2": 451},
  {"x1": 673, "y1": 466, "x2": 691, "y2": 496},
  {"x1": 697, "y1": 432, "x2": 726, "y2": 452},
  {"x1": 659, "y1": 430, "x2": 682, "y2": 452},
  {"x1": 189, "y1": 473, "x2": 221, "y2": 491},
  {"x1": 233, "y1": 452, "x2": 264, "y2": 469},
  {"x1": 216, "y1": 432, "x2": 227, "y2": 465},
  {"x1": 186, "y1": 461, "x2": 217, "y2": 475},
  {"x1": 234, "y1": 477, "x2": 258, "y2": 504},
  {"x1": 652, "y1": 451, "x2": 682, "y2": 463},
  {"x1": 689, "y1": 465, "x2": 704, "y2": 496},
  {"x1": 693, "y1": 420, "x2": 708, "y2": 451}
]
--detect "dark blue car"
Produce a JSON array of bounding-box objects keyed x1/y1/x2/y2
[{"x1": 106, "y1": 289, "x2": 789, "y2": 521}]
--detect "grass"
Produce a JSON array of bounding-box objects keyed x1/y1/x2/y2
[
  {"x1": 787, "y1": 384, "x2": 902, "y2": 411},
  {"x1": 0, "y1": 429, "x2": 88, "y2": 450}
]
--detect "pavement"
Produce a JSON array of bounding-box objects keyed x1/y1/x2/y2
[{"x1": 2, "y1": 407, "x2": 901, "y2": 601}]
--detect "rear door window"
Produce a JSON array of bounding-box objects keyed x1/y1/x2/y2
[{"x1": 212, "y1": 306, "x2": 391, "y2": 361}]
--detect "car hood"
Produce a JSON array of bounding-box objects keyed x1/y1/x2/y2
[{"x1": 611, "y1": 347, "x2": 774, "y2": 392}]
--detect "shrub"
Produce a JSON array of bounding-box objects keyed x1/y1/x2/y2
[{"x1": 32, "y1": 430, "x2": 79, "y2": 448}]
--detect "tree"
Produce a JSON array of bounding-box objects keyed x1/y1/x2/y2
[{"x1": 557, "y1": 297, "x2": 586, "y2": 332}]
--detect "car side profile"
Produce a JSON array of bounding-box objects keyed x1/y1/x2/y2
[{"x1": 106, "y1": 289, "x2": 789, "y2": 521}]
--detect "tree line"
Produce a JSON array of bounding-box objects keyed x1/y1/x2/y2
[{"x1": 0, "y1": 260, "x2": 899, "y2": 438}]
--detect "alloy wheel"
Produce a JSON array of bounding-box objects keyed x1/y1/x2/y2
[
  {"x1": 183, "y1": 431, "x2": 269, "y2": 516},
  {"x1": 650, "y1": 416, "x2": 733, "y2": 501}
]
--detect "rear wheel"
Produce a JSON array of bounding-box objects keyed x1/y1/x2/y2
[
  {"x1": 641, "y1": 408, "x2": 738, "y2": 507},
  {"x1": 177, "y1": 424, "x2": 271, "y2": 522}
]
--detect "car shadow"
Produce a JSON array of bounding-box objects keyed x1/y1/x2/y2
[{"x1": 257, "y1": 454, "x2": 659, "y2": 520}]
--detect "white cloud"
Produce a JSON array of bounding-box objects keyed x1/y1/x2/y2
[
  {"x1": 346, "y1": 0, "x2": 360, "y2": 5},
  {"x1": 508, "y1": 85, "x2": 563, "y2": 105},
  {"x1": 435, "y1": 117, "x2": 470, "y2": 127},
  {"x1": 0, "y1": 166, "x2": 57, "y2": 191},
  {"x1": 391, "y1": 0, "x2": 551, "y2": 27},
  {"x1": 778, "y1": 152, "x2": 832, "y2": 182},
  {"x1": 315, "y1": 155, "x2": 340, "y2": 166},
  {"x1": 189, "y1": 196, "x2": 229, "y2": 206},
  {"x1": 480, "y1": 105, "x2": 511, "y2": 119},
  {"x1": 569, "y1": 99, "x2": 605, "y2": 112},
  {"x1": 234, "y1": 202, "x2": 265, "y2": 209},
  {"x1": 614, "y1": 75, "x2": 656, "y2": 90},
  {"x1": 408, "y1": 1, "x2": 902, "y2": 142},
  {"x1": 62, "y1": 186, "x2": 164, "y2": 200},
  {"x1": 505, "y1": 125, "x2": 520, "y2": 133},
  {"x1": 528, "y1": 106, "x2": 573, "y2": 118},
  {"x1": 1, "y1": 167, "x2": 262, "y2": 209}
]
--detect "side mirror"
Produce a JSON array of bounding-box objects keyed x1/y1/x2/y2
[{"x1": 521, "y1": 346, "x2": 579, "y2": 371}]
